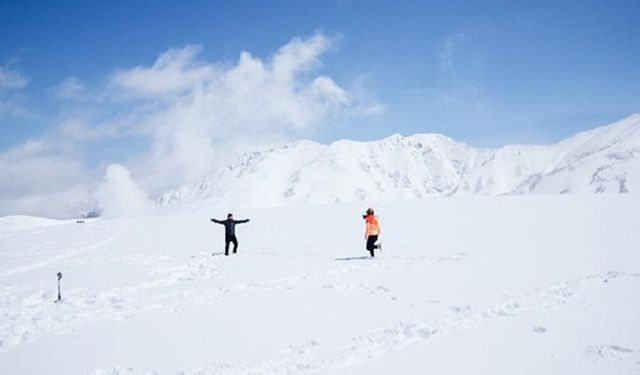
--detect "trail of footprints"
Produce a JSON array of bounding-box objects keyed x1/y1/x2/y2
[
  {"x1": 94, "y1": 270, "x2": 639, "y2": 374},
  {"x1": 3, "y1": 244, "x2": 638, "y2": 373},
  {"x1": 0, "y1": 250, "x2": 467, "y2": 353},
  {"x1": 0, "y1": 251, "x2": 223, "y2": 352}
]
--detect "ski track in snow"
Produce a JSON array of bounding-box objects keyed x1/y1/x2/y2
[
  {"x1": 0, "y1": 221, "x2": 134, "y2": 350},
  {"x1": 0, "y1": 220, "x2": 132, "y2": 278}
]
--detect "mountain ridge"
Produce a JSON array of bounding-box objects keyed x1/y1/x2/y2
[{"x1": 159, "y1": 114, "x2": 640, "y2": 207}]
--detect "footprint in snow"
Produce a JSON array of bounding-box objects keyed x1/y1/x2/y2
[
  {"x1": 586, "y1": 344, "x2": 634, "y2": 363},
  {"x1": 532, "y1": 326, "x2": 547, "y2": 334},
  {"x1": 450, "y1": 305, "x2": 472, "y2": 313},
  {"x1": 423, "y1": 299, "x2": 441, "y2": 304},
  {"x1": 435, "y1": 252, "x2": 470, "y2": 263}
]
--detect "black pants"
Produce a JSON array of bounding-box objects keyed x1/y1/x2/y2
[
  {"x1": 366, "y1": 235, "x2": 379, "y2": 257},
  {"x1": 225, "y1": 235, "x2": 238, "y2": 255}
]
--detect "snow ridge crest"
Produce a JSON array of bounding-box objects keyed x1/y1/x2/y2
[{"x1": 160, "y1": 114, "x2": 640, "y2": 206}]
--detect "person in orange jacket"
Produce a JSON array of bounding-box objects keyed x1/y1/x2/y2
[{"x1": 363, "y1": 208, "x2": 382, "y2": 257}]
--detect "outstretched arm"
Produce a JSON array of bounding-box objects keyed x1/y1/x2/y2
[
  {"x1": 236, "y1": 219, "x2": 250, "y2": 224},
  {"x1": 211, "y1": 218, "x2": 223, "y2": 224}
]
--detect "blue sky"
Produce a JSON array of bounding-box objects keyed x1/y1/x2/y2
[
  {"x1": 2, "y1": 0, "x2": 639, "y2": 146},
  {"x1": 0, "y1": 0, "x2": 640, "y2": 147},
  {"x1": 0, "y1": 0, "x2": 639, "y2": 216}
]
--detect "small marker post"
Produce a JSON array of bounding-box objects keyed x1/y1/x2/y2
[{"x1": 55, "y1": 272, "x2": 63, "y2": 303}]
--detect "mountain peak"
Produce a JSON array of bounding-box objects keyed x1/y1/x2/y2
[{"x1": 160, "y1": 115, "x2": 640, "y2": 206}]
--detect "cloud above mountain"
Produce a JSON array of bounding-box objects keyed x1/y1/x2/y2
[
  {"x1": 0, "y1": 32, "x2": 384, "y2": 218},
  {"x1": 0, "y1": 64, "x2": 31, "y2": 117},
  {"x1": 113, "y1": 32, "x2": 381, "y2": 193},
  {"x1": 52, "y1": 77, "x2": 86, "y2": 101}
]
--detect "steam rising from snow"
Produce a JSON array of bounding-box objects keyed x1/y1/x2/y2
[{"x1": 95, "y1": 164, "x2": 152, "y2": 218}]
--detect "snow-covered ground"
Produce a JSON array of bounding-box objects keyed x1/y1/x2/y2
[{"x1": 1, "y1": 194, "x2": 639, "y2": 374}]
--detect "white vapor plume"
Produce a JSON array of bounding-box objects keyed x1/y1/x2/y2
[{"x1": 95, "y1": 164, "x2": 152, "y2": 218}]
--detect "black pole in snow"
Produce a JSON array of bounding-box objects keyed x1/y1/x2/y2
[{"x1": 55, "y1": 272, "x2": 63, "y2": 303}]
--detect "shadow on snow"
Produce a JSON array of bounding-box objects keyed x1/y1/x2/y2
[{"x1": 334, "y1": 256, "x2": 373, "y2": 261}]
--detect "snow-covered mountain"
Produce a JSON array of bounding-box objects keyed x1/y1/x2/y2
[{"x1": 160, "y1": 114, "x2": 640, "y2": 207}]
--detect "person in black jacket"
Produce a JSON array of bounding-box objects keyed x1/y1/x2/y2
[{"x1": 211, "y1": 213, "x2": 250, "y2": 256}]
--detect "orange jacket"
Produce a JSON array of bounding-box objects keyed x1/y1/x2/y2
[{"x1": 365, "y1": 214, "x2": 380, "y2": 237}]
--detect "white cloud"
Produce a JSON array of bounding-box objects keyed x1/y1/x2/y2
[
  {"x1": 0, "y1": 66, "x2": 28, "y2": 90},
  {"x1": 56, "y1": 115, "x2": 121, "y2": 142},
  {"x1": 52, "y1": 77, "x2": 85, "y2": 100},
  {"x1": 271, "y1": 33, "x2": 332, "y2": 83},
  {"x1": 439, "y1": 33, "x2": 465, "y2": 74},
  {"x1": 0, "y1": 65, "x2": 31, "y2": 118},
  {"x1": 110, "y1": 45, "x2": 215, "y2": 97},
  {"x1": 0, "y1": 116, "x2": 129, "y2": 218},
  {"x1": 351, "y1": 102, "x2": 387, "y2": 117},
  {"x1": 0, "y1": 139, "x2": 93, "y2": 218},
  {"x1": 312, "y1": 76, "x2": 350, "y2": 105},
  {"x1": 0, "y1": 32, "x2": 384, "y2": 218},
  {"x1": 114, "y1": 32, "x2": 381, "y2": 193},
  {"x1": 0, "y1": 99, "x2": 31, "y2": 118},
  {"x1": 408, "y1": 32, "x2": 487, "y2": 115}
]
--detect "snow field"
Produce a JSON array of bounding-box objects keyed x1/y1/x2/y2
[{"x1": 0, "y1": 194, "x2": 639, "y2": 374}]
